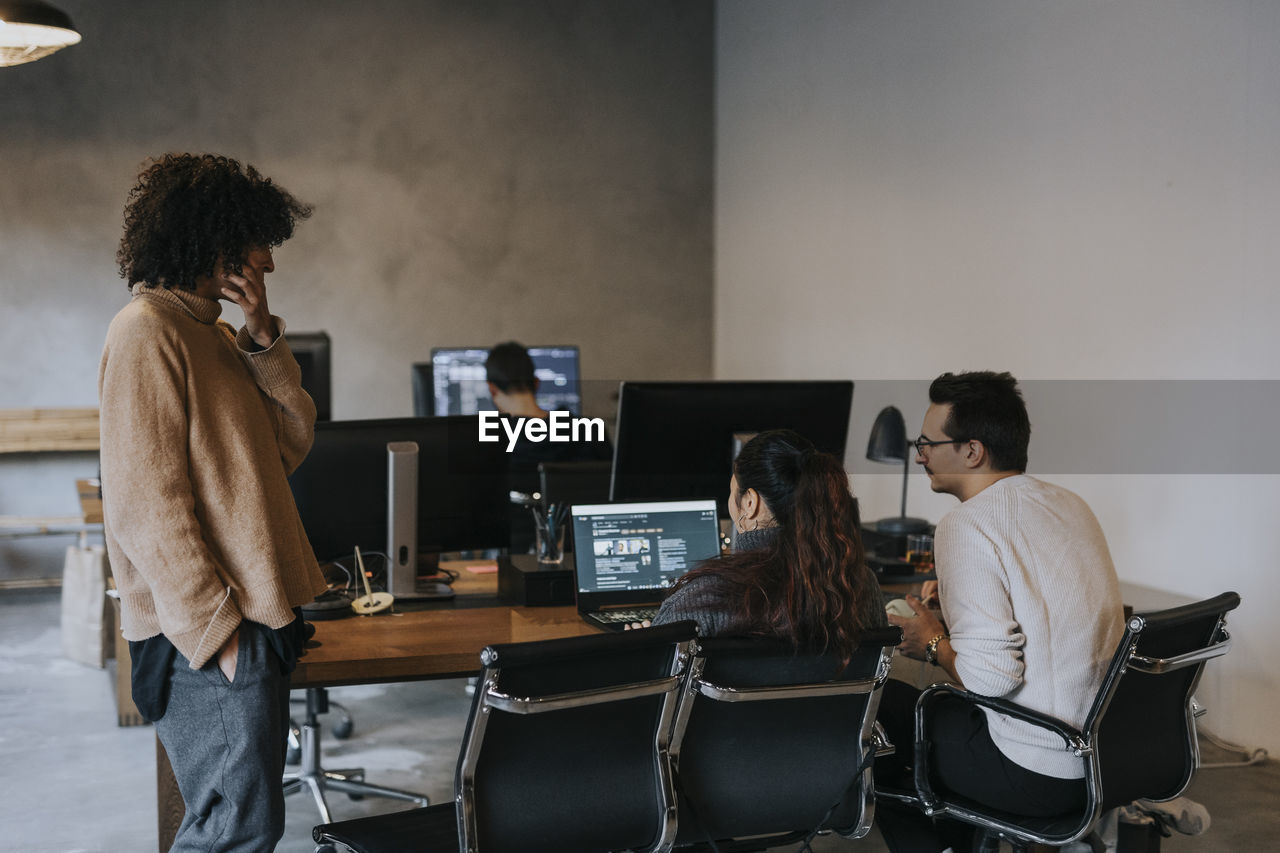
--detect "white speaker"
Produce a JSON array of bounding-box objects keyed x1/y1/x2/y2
[{"x1": 386, "y1": 441, "x2": 419, "y2": 599}]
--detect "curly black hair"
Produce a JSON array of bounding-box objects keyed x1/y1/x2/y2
[{"x1": 116, "y1": 153, "x2": 312, "y2": 290}]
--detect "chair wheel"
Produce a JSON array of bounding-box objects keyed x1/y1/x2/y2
[
  {"x1": 332, "y1": 718, "x2": 354, "y2": 739},
  {"x1": 347, "y1": 792, "x2": 365, "y2": 801}
]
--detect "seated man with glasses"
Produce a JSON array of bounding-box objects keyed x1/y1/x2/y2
[{"x1": 875, "y1": 371, "x2": 1125, "y2": 853}]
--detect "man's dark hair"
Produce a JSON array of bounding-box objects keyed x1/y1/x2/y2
[
  {"x1": 485, "y1": 341, "x2": 537, "y2": 393},
  {"x1": 929, "y1": 371, "x2": 1030, "y2": 473},
  {"x1": 117, "y1": 153, "x2": 312, "y2": 290}
]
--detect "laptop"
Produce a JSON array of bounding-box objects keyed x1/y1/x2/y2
[{"x1": 571, "y1": 499, "x2": 721, "y2": 631}]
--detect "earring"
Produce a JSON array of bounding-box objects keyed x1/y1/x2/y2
[{"x1": 736, "y1": 514, "x2": 757, "y2": 532}]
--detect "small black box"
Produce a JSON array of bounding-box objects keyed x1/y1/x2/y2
[
  {"x1": 1116, "y1": 822, "x2": 1163, "y2": 853},
  {"x1": 497, "y1": 553, "x2": 576, "y2": 606}
]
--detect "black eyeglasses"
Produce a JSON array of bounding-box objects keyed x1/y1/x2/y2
[{"x1": 913, "y1": 435, "x2": 964, "y2": 455}]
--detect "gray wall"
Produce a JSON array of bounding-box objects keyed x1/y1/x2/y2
[
  {"x1": 717, "y1": 0, "x2": 1279, "y2": 752},
  {"x1": 0, "y1": 0, "x2": 713, "y2": 580}
]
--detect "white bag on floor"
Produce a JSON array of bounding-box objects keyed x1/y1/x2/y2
[{"x1": 61, "y1": 543, "x2": 110, "y2": 668}]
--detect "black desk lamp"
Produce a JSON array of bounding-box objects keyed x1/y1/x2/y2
[{"x1": 866, "y1": 406, "x2": 932, "y2": 535}]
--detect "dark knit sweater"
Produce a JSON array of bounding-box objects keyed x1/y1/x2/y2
[{"x1": 651, "y1": 527, "x2": 886, "y2": 638}]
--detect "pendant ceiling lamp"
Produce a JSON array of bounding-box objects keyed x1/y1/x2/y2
[{"x1": 0, "y1": 1, "x2": 81, "y2": 67}]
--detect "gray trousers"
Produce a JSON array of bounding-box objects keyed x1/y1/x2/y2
[{"x1": 156, "y1": 624, "x2": 291, "y2": 853}]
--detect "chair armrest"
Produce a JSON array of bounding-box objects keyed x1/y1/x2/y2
[
  {"x1": 694, "y1": 673, "x2": 882, "y2": 702},
  {"x1": 912, "y1": 684, "x2": 1091, "y2": 812},
  {"x1": 1128, "y1": 631, "x2": 1231, "y2": 674},
  {"x1": 915, "y1": 683, "x2": 1086, "y2": 751},
  {"x1": 487, "y1": 674, "x2": 683, "y2": 714}
]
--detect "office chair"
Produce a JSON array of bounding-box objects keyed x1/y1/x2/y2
[
  {"x1": 287, "y1": 689, "x2": 353, "y2": 765},
  {"x1": 668, "y1": 627, "x2": 902, "y2": 852},
  {"x1": 312, "y1": 621, "x2": 698, "y2": 853},
  {"x1": 881, "y1": 591, "x2": 1240, "y2": 852},
  {"x1": 283, "y1": 686, "x2": 429, "y2": 825}
]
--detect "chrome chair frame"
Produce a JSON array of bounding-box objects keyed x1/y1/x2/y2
[
  {"x1": 312, "y1": 621, "x2": 698, "y2": 853},
  {"x1": 283, "y1": 686, "x2": 428, "y2": 825},
  {"x1": 455, "y1": 638, "x2": 693, "y2": 853},
  {"x1": 888, "y1": 591, "x2": 1239, "y2": 851},
  {"x1": 667, "y1": 627, "x2": 902, "y2": 851}
]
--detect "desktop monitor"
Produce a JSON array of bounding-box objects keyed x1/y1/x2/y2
[
  {"x1": 539, "y1": 459, "x2": 613, "y2": 553},
  {"x1": 288, "y1": 416, "x2": 510, "y2": 564},
  {"x1": 285, "y1": 331, "x2": 332, "y2": 422},
  {"x1": 609, "y1": 381, "x2": 855, "y2": 517},
  {"x1": 413, "y1": 345, "x2": 582, "y2": 416}
]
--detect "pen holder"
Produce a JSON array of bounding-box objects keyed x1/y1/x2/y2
[{"x1": 530, "y1": 503, "x2": 568, "y2": 565}]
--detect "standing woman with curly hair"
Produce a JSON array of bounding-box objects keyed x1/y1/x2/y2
[
  {"x1": 642, "y1": 429, "x2": 884, "y2": 664},
  {"x1": 101, "y1": 153, "x2": 326, "y2": 851}
]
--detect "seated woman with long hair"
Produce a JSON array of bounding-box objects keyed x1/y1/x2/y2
[{"x1": 644, "y1": 429, "x2": 884, "y2": 663}]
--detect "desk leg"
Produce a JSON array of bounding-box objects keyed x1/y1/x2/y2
[{"x1": 156, "y1": 733, "x2": 183, "y2": 851}]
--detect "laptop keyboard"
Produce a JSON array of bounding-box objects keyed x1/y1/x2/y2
[{"x1": 592, "y1": 607, "x2": 659, "y2": 624}]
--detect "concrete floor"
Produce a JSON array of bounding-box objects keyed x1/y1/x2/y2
[{"x1": 2, "y1": 587, "x2": 1274, "y2": 853}]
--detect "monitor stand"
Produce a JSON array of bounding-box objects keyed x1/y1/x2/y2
[
  {"x1": 396, "y1": 551, "x2": 455, "y2": 601},
  {"x1": 386, "y1": 441, "x2": 453, "y2": 600}
]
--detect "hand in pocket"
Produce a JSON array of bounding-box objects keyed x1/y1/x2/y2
[{"x1": 217, "y1": 629, "x2": 240, "y2": 683}]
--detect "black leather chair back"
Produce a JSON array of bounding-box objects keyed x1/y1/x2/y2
[
  {"x1": 1090, "y1": 591, "x2": 1240, "y2": 811},
  {"x1": 460, "y1": 621, "x2": 696, "y2": 853},
  {"x1": 670, "y1": 626, "x2": 901, "y2": 848}
]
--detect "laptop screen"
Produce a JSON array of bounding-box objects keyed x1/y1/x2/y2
[{"x1": 571, "y1": 499, "x2": 721, "y2": 597}]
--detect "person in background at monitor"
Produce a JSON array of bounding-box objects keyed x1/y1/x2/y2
[
  {"x1": 635, "y1": 429, "x2": 885, "y2": 664},
  {"x1": 100, "y1": 153, "x2": 326, "y2": 852},
  {"x1": 485, "y1": 340, "x2": 611, "y2": 552},
  {"x1": 876, "y1": 371, "x2": 1124, "y2": 853}
]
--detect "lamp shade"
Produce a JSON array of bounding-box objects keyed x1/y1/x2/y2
[
  {"x1": 866, "y1": 405, "x2": 932, "y2": 536},
  {"x1": 0, "y1": 1, "x2": 81, "y2": 67},
  {"x1": 866, "y1": 405, "x2": 908, "y2": 464}
]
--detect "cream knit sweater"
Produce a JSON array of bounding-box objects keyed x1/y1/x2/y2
[
  {"x1": 937, "y1": 474, "x2": 1124, "y2": 779},
  {"x1": 98, "y1": 285, "x2": 327, "y2": 669}
]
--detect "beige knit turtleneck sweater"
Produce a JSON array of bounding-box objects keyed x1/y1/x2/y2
[{"x1": 98, "y1": 284, "x2": 327, "y2": 669}]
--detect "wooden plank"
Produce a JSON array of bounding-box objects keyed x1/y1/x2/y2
[
  {"x1": 77, "y1": 479, "x2": 104, "y2": 524},
  {"x1": 0, "y1": 407, "x2": 99, "y2": 421},
  {"x1": 0, "y1": 407, "x2": 99, "y2": 453},
  {"x1": 0, "y1": 515, "x2": 86, "y2": 529}
]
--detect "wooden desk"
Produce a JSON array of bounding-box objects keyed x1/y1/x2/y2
[
  {"x1": 292, "y1": 597, "x2": 597, "y2": 687},
  {"x1": 156, "y1": 563, "x2": 599, "y2": 850}
]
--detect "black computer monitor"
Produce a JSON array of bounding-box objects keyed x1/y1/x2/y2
[
  {"x1": 285, "y1": 331, "x2": 332, "y2": 421},
  {"x1": 538, "y1": 460, "x2": 613, "y2": 553},
  {"x1": 413, "y1": 346, "x2": 582, "y2": 416},
  {"x1": 609, "y1": 381, "x2": 855, "y2": 517},
  {"x1": 288, "y1": 416, "x2": 510, "y2": 563}
]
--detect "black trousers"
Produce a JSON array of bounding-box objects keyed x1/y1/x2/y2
[{"x1": 874, "y1": 679, "x2": 1086, "y2": 853}]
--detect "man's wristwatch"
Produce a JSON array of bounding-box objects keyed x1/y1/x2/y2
[{"x1": 924, "y1": 633, "x2": 948, "y2": 665}]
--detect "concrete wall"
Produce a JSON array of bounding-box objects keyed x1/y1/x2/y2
[
  {"x1": 717, "y1": 1, "x2": 1279, "y2": 752},
  {"x1": 0, "y1": 0, "x2": 713, "y2": 581}
]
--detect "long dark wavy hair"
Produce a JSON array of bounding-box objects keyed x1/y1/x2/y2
[
  {"x1": 116, "y1": 153, "x2": 312, "y2": 290},
  {"x1": 673, "y1": 429, "x2": 875, "y2": 663}
]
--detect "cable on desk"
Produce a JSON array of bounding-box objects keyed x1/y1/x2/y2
[{"x1": 327, "y1": 550, "x2": 393, "y2": 593}]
